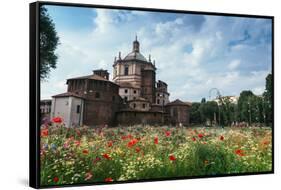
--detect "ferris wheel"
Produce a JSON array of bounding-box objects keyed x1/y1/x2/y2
[{"x1": 209, "y1": 88, "x2": 222, "y2": 101}]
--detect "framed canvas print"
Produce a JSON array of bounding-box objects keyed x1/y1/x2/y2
[{"x1": 29, "y1": 1, "x2": 274, "y2": 188}]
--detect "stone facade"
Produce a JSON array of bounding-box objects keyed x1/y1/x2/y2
[
  {"x1": 50, "y1": 38, "x2": 191, "y2": 127},
  {"x1": 116, "y1": 111, "x2": 163, "y2": 126},
  {"x1": 165, "y1": 99, "x2": 192, "y2": 126},
  {"x1": 155, "y1": 80, "x2": 170, "y2": 105},
  {"x1": 66, "y1": 73, "x2": 121, "y2": 126}
]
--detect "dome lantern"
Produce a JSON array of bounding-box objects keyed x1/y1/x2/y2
[{"x1": 133, "y1": 35, "x2": 140, "y2": 53}]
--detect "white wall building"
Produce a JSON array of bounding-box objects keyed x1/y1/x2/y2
[
  {"x1": 213, "y1": 96, "x2": 239, "y2": 105},
  {"x1": 51, "y1": 92, "x2": 84, "y2": 127}
]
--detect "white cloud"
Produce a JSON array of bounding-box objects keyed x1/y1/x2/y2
[
  {"x1": 41, "y1": 7, "x2": 272, "y2": 102},
  {"x1": 93, "y1": 9, "x2": 116, "y2": 34},
  {"x1": 253, "y1": 87, "x2": 265, "y2": 95},
  {"x1": 54, "y1": 80, "x2": 67, "y2": 91},
  {"x1": 228, "y1": 60, "x2": 241, "y2": 70},
  {"x1": 175, "y1": 70, "x2": 268, "y2": 101}
]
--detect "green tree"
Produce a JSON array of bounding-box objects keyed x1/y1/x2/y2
[
  {"x1": 264, "y1": 74, "x2": 272, "y2": 102},
  {"x1": 40, "y1": 6, "x2": 59, "y2": 80},
  {"x1": 237, "y1": 90, "x2": 266, "y2": 125},
  {"x1": 201, "y1": 98, "x2": 206, "y2": 103},
  {"x1": 219, "y1": 97, "x2": 237, "y2": 126},
  {"x1": 237, "y1": 90, "x2": 254, "y2": 122},
  {"x1": 247, "y1": 95, "x2": 264, "y2": 124},
  {"x1": 190, "y1": 102, "x2": 201, "y2": 124},
  {"x1": 199, "y1": 101, "x2": 218, "y2": 126},
  {"x1": 263, "y1": 74, "x2": 273, "y2": 124}
]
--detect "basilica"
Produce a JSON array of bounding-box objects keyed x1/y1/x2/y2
[{"x1": 49, "y1": 37, "x2": 191, "y2": 127}]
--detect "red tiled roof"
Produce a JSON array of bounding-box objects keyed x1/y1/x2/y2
[
  {"x1": 66, "y1": 74, "x2": 119, "y2": 86},
  {"x1": 166, "y1": 99, "x2": 191, "y2": 106},
  {"x1": 52, "y1": 92, "x2": 84, "y2": 99},
  {"x1": 67, "y1": 74, "x2": 109, "y2": 81}
]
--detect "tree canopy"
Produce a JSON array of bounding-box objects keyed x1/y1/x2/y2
[
  {"x1": 190, "y1": 72, "x2": 272, "y2": 127},
  {"x1": 40, "y1": 6, "x2": 59, "y2": 81},
  {"x1": 263, "y1": 73, "x2": 273, "y2": 124}
]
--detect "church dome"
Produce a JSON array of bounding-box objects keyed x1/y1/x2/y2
[
  {"x1": 124, "y1": 51, "x2": 147, "y2": 62},
  {"x1": 123, "y1": 36, "x2": 148, "y2": 62}
]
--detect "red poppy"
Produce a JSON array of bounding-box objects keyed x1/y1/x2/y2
[
  {"x1": 220, "y1": 135, "x2": 224, "y2": 141},
  {"x1": 154, "y1": 136, "x2": 159, "y2": 144},
  {"x1": 192, "y1": 137, "x2": 196, "y2": 141},
  {"x1": 107, "y1": 141, "x2": 113, "y2": 147},
  {"x1": 52, "y1": 117, "x2": 62, "y2": 123},
  {"x1": 235, "y1": 149, "x2": 245, "y2": 156},
  {"x1": 41, "y1": 129, "x2": 48, "y2": 137},
  {"x1": 121, "y1": 136, "x2": 127, "y2": 140},
  {"x1": 165, "y1": 131, "x2": 171, "y2": 137},
  {"x1": 82, "y1": 149, "x2": 89, "y2": 155},
  {"x1": 135, "y1": 147, "x2": 141, "y2": 153},
  {"x1": 262, "y1": 140, "x2": 270, "y2": 145},
  {"x1": 198, "y1": 133, "x2": 204, "y2": 138},
  {"x1": 102, "y1": 153, "x2": 111, "y2": 160},
  {"x1": 127, "y1": 139, "x2": 138, "y2": 148},
  {"x1": 74, "y1": 140, "x2": 80, "y2": 146},
  {"x1": 169, "y1": 155, "x2": 176, "y2": 161},
  {"x1": 127, "y1": 134, "x2": 133, "y2": 139},
  {"x1": 104, "y1": 177, "x2": 113, "y2": 182},
  {"x1": 53, "y1": 177, "x2": 59, "y2": 183}
]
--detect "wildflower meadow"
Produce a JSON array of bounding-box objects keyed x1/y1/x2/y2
[{"x1": 40, "y1": 118, "x2": 272, "y2": 186}]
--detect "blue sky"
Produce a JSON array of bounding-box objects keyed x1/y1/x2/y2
[{"x1": 41, "y1": 5, "x2": 272, "y2": 102}]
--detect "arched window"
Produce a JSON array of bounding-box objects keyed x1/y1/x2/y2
[{"x1": 124, "y1": 66, "x2": 129, "y2": 75}]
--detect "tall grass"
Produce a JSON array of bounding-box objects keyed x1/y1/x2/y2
[{"x1": 40, "y1": 125, "x2": 272, "y2": 186}]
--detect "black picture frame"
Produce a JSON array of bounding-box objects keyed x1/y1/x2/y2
[{"x1": 30, "y1": 1, "x2": 274, "y2": 189}]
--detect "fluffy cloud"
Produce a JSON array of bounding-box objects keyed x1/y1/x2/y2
[
  {"x1": 41, "y1": 6, "x2": 272, "y2": 102},
  {"x1": 228, "y1": 60, "x2": 241, "y2": 70}
]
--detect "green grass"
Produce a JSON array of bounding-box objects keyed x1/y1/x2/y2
[{"x1": 40, "y1": 125, "x2": 272, "y2": 186}]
